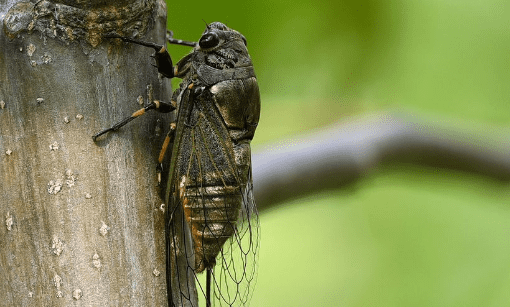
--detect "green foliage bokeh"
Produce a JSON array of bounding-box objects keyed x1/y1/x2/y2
[{"x1": 165, "y1": 0, "x2": 510, "y2": 305}]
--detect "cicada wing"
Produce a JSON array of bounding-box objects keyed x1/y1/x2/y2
[
  {"x1": 211, "y1": 167, "x2": 260, "y2": 306},
  {"x1": 166, "y1": 84, "x2": 199, "y2": 307},
  {"x1": 166, "y1": 83, "x2": 259, "y2": 306},
  {"x1": 166, "y1": 200, "x2": 198, "y2": 307}
]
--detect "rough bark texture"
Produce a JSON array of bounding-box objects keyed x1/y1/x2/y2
[{"x1": 0, "y1": 0, "x2": 175, "y2": 305}]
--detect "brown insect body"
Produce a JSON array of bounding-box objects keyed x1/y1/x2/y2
[{"x1": 166, "y1": 22, "x2": 260, "y2": 305}]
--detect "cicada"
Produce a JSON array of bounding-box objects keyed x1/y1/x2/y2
[{"x1": 93, "y1": 22, "x2": 260, "y2": 306}]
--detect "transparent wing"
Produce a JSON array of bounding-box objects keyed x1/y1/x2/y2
[
  {"x1": 166, "y1": 82, "x2": 259, "y2": 307},
  {"x1": 211, "y1": 169, "x2": 260, "y2": 306}
]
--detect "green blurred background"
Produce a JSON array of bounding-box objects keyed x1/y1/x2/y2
[{"x1": 165, "y1": 0, "x2": 510, "y2": 306}]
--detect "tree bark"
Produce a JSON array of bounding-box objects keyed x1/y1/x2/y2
[{"x1": 0, "y1": 0, "x2": 176, "y2": 305}]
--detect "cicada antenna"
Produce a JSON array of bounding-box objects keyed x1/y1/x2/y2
[{"x1": 165, "y1": 30, "x2": 197, "y2": 47}]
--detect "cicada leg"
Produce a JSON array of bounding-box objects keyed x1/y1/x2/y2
[
  {"x1": 92, "y1": 100, "x2": 176, "y2": 141},
  {"x1": 157, "y1": 122, "x2": 177, "y2": 185}
]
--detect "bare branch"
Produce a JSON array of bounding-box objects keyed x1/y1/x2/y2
[{"x1": 253, "y1": 111, "x2": 510, "y2": 212}]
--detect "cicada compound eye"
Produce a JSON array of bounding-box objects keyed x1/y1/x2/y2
[{"x1": 199, "y1": 32, "x2": 220, "y2": 49}]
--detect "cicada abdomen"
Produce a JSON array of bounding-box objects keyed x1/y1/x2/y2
[{"x1": 181, "y1": 182, "x2": 243, "y2": 273}]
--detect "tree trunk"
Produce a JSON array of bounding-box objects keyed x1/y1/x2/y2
[{"x1": 0, "y1": 0, "x2": 181, "y2": 305}]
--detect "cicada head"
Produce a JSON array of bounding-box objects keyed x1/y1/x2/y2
[
  {"x1": 196, "y1": 22, "x2": 252, "y2": 70},
  {"x1": 198, "y1": 22, "x2": 247, "y2": 49}
]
